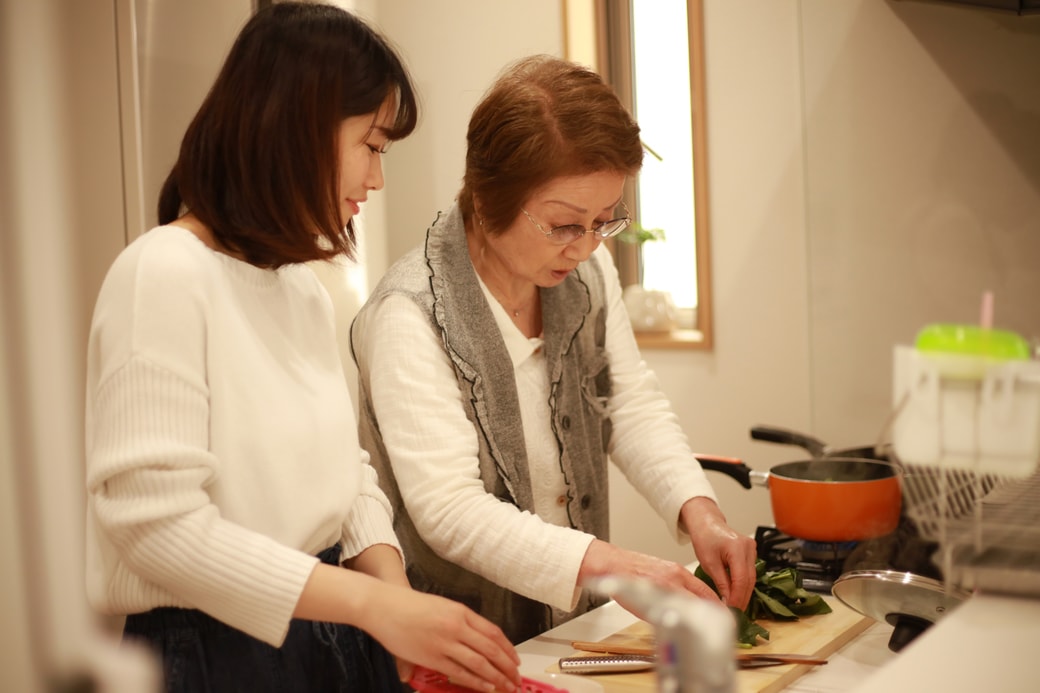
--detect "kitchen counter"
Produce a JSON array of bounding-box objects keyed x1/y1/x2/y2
[{"x1": 516, "y1": 591, "x2": 1040, "y2": 691}]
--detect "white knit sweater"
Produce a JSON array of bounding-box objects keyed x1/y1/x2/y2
[{"x1": 85, "y1": 226, "x2": 400, "y2": 647}]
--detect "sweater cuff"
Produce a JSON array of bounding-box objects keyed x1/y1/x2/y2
[
  {"x1": 539, "y1": 531, "x2": 597, "y2": 611},
  {"x1": 235, "y1": 550, "x2": 321, "y2": 646},
  {"x1": 340, "y1": 494, "x2": 403, "y2": 560},
  {"x1": 662, "y1": 482, "x2": 718, "y2": 544}
]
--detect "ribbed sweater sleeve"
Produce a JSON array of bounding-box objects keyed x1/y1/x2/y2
[
  {"x1": 340, "y1": 451, "x2": 402, "y2": 561},
  {"x1": 88, "y1": 357, "x2": 318, "y2": 646}
]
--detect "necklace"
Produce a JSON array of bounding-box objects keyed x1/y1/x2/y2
[
  {"x1": 469, "y1": 234, "x2": 535, "y2": 320},
  {"x1": 481, "y1": 272, "x2": 533, "y2": 319},
  {"x1": 498, "y1": 298, "x2": 525, "y2": 318},
  {"x1": 491, "y1": 290, "x2": 535, "y2": 321},
  {"x1": 490, "y1": 289, "x2": 536, "y2": 320}
]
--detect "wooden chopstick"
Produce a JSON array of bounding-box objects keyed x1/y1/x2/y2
[
  {"x1": 736, "y1": 654, "x2": 829, "y2": 665},
  {"x1": 571, "y1": 641, "x2": 653, "y2": 656},
  {"x1": 569, "y1": 641, "x2": 828, "y2": 665}
]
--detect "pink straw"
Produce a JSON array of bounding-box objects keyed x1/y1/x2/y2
[{"x1": 980, "y1": 291, "x2": 994, "y2": 330}]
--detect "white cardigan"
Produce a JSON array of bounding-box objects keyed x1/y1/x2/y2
[
  {"x1": 85, "y1": 226, "x2": 400, "y2": 647},
  {"x1": 352, "y1": 244, "x2": 717, "y2": 612}
]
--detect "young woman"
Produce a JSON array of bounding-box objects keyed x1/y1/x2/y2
[{"x1": 84, "y1": 4, "x2": 519, "y2": 692}]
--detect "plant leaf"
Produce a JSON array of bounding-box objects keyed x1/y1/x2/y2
[{"x1": 616, "y1": 223, "x2": 666, "y2": 245}]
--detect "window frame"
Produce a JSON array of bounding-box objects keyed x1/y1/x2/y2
[{"x1": 580, "y1": 0, "x2": 714, "y2": 350}]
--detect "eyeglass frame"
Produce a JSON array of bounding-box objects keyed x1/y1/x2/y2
[{"x1": 520, "y1": 201, "x2": 632, "y2": 245}]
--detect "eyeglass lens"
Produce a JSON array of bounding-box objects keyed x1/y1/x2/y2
[
  {"x1": 521, "y1": 204, "x2": 631, "y2": 245},
  {"x1": 549, "y1": 220, "x2": 625, "y2": 244},
  {"x1": 548, "y1": 216, "x2": 630, "y2": 245}
]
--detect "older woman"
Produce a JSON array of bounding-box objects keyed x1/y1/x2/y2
[{"x1": 351, "y1": 54, "x2": 756, "y2": 644}]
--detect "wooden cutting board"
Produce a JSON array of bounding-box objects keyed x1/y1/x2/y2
[{"x1": 549, "y1": 598, "x2": 871, "y2": 692}]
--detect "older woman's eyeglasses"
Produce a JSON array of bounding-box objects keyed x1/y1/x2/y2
[{"x1": 521, "y1": 202, "x2": 631, "y2": 246}]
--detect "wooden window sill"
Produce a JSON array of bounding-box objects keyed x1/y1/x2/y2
[{"x1": 633, "y1": 328, "x2": 708, "y2": 350}]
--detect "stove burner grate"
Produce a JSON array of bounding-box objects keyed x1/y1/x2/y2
[
  {"x1": 754, "y1": 523, "x2": 945, "y2": 593},
  {"x1": 755, "y1": 526, "x2": 854, "y2": 593},
  {"x1": 800, "y1": 539, "x2": 857, "y2": 562}
]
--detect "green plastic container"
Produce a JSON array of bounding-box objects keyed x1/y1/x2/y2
[{"x1": 915, "y1": 324, "x2": 1031, "y2": 361}]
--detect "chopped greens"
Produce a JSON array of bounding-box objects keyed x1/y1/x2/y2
[{"x1": 695, "y1": 559, "x2": 832, "y2": 647}]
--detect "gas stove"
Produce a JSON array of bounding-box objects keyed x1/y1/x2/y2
[{"x1": 754, "y1": 523, "x2": 942, "y2": 594}]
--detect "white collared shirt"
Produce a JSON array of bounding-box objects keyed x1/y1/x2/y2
[{"x1": 474, "y1": 273, "x2": 572, "y2": 528}]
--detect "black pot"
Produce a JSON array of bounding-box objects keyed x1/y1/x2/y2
[{"x1": 750, "y1": 424, "x2": 891, "y2": 461}]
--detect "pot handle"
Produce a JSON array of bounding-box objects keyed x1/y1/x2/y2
[
  {"x1": 750, "y1": 425, "x2": 829, "y2": 458},
  {"x1": 695, "y1": 454, "x2": 755, "y2": 489}
]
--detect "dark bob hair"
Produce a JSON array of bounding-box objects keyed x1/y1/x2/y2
[
  {"x1": 458, "y1": 55, "x2": 642, "y2": 234},
  {"x1": 158, "y1": 2, "x2": 418, "y2": 267}
]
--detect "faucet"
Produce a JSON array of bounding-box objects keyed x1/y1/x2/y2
[{"x1": 584, "y1": 576, "x2": 736, "y2": 693}]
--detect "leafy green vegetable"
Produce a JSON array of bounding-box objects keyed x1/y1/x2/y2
[
  {"x1": 730, "y1": 606, "x2": 771, "y2": 648},
  {"x1": 695, "y1": 559, "x2": 832, "y2": 647}
]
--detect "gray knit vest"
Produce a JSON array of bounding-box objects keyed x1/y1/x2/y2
[{"x1": 350, "y1": 204, "x2": 612, "y2": 643}]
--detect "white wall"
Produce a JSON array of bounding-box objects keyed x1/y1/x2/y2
[{"x1": 800, "y1": 0, "x2": 1040, "y2": 445}]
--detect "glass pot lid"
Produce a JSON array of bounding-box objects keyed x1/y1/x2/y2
[{"x1": 832, "y1": 569, "x2": 971, "y2": 652}]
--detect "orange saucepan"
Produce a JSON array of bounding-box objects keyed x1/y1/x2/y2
[{"x1": 696, "y1": 454, "x2": 903, "y2": 542}]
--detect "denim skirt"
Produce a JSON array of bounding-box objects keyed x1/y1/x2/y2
[{"x1": 123, "y1": 545, "x2": 404, "y2": 693}]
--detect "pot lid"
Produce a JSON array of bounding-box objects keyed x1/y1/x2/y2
[{"x1": 832, "y1": 570, "x2": 972, "y2": 652}]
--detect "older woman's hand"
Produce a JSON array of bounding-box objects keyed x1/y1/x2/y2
[
  {"x1": 577, "y1": 539, "x2": 724, "y2": 608},
  {"x1": 679, "y1": 496, "x2": 758, "y2": 609}
]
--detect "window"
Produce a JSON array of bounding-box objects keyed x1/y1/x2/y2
[{"x1": 567, "y1": 0, "x2": 713, "y2": 349}]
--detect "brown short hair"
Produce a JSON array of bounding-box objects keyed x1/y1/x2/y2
[
  {"x1": 158, "y1": 2, "x2": 417, "y2": 267},
  {"x1": 458, "y1": 55, "x2": 642, "y2": 233}
]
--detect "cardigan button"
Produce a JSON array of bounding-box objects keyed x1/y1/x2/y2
[
  {"x1": 556, "y1": 495, "x2": 567, "y2": 507},
  {"x1": 580, "y1": 494, "x2": 591, "y2": 509},
  {"x1": 560, "y1": 415, "x2": 571, "y2": 430}
]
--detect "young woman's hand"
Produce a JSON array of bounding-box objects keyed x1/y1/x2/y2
[
  {"x1": 296, "y1": 563, "x2": 521, "y2": 692},
  {"x1": 364, "y1": 586, "x2": 522, "y2": 692}
]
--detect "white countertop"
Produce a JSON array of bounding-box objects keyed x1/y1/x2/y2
[
  {"x1": 516, "y1": 590, "x2": 1040, "y2": 692},
  {"x1": 848, "y1": 592, "x2": 1040, "y2": 693}
]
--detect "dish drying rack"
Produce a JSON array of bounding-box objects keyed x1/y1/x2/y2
[
  {"x1": 901, "y1": 467, "x2": 1040, "y2": 596},
  {"x1": 891, "y1": 346, "x2": 1040, "y2": 598}
]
